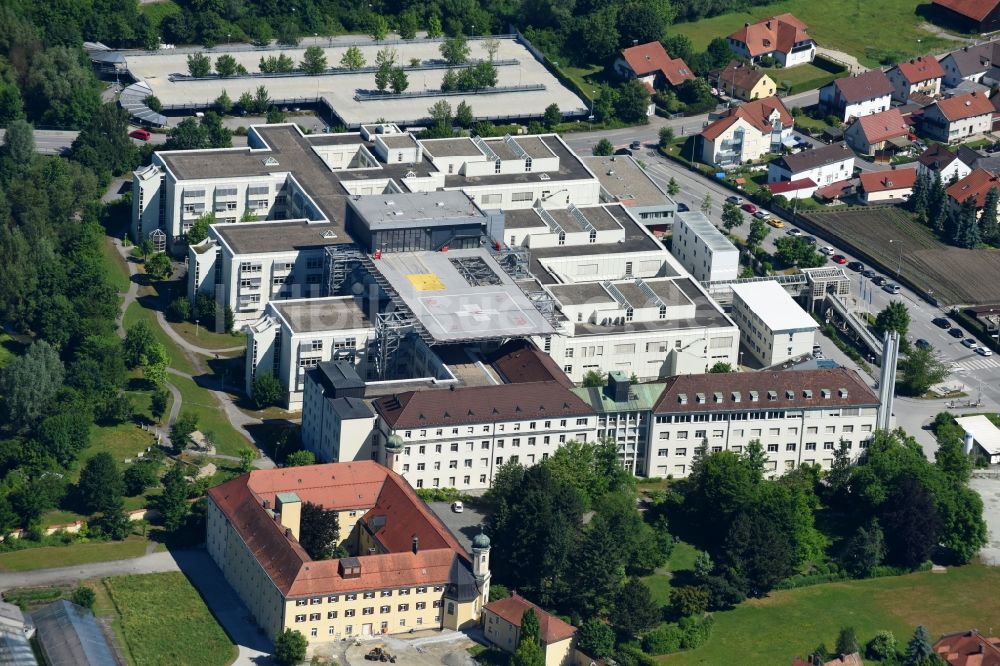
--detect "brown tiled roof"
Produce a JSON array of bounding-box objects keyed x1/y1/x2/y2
[
  {"x1": 893, "y1": 55, "x2": 945, "y2": 84},
  {"x1": 717, "y1": 61, "x2": 770, "y2": 91},
  {"x1": 729, "y1": 13, "x2": 811, "y2": 57},
  {"x1": 934, "y1": 629, "x2": 1000, "y2": 666},
  {"x1": 917, "y1": 143, "x2": 959, "y2": 169},
  {"x1": 932, "y1": 91, "x2": 995, "y2": 121},
  {"x1": 859, "y1": 167, "x2": 917, "y2": 192},
  {"x1": 206, "y1": 462, "x2": 471, "y2": 598},
  {"x1": 854, "y1": 108, "x2": 910, "y2": 143},
  {"x1": 484, "y1": 594, "x2": 577, "y2": 644},
  {"x1": 824, "y1": 655, "x2": 864, "y2": 666},
  {"x1": 373, "y1": 381, "x2": 594, "y2": 429},
  {"x1": 946, "y1": 167, "x2": 1000, "y2": 207},
  {"x1": 702, "y1": 96, "x2": 792, "y2": 140},
  {"x1": 933, "y1": 0, "x2": 1000, "y2": 22},
  {"x1": 652, "y1": 368, "x2": 878, "y2": 414},
  {"x1": 831, "y1": 70, "x2": 895, "y2": 103},
  {"x1": 620, "y1": 41, "x2": 695, "y2": 87},
  {"x1": 773, "y1": 142, "x2": 853, "y2": 174},
  {"x1": 489, "y1": 341, "x2": 574, "y2": 388}
]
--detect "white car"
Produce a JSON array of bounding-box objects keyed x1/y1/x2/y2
[
  {"x1": 962, "y1": 338, "x2": 978, "y2": 350},
  {"x1": 451, "y1": 501, "x2": 464, "y2": 513},
  {"x1": 977, "y1": 347, "x2": 993, "y2": 357},
  {"x1": 820, "y1": 246, "x2": 835, "y2": 256}
]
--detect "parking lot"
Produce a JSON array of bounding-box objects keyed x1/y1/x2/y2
[{"x1": 426, "y1": 501, "x2": 490, "y2": 553}]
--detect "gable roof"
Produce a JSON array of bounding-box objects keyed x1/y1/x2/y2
[
  {"x1": 853, "y1": 108, "x2": 910, "y2": 143},
  {"x1": 892, "y1": 55, "x2": 945, "y2": 83},
  {"x1": 768, "y1": 177, "x2": 817, "y2": 195},
  {"x1": 824, "y1": 655, "x2": 865, "y2": 666},
  {"x1": 934, "y1": 629, "x2": 1000, "y2": 666},
  {"x1": 773, "y1": 142, "x2": 853, "y2": 174},
  {"x1": 717, "y1": 61, "x2": 772, "y2": 91},
  {"x1": 702, "y1": 96, "x2": 792, "y2": 141},
  {"x1": 729, "y1": 13, "x2": 812, "y2": 57},
  {"x1": 483, "y1": 594, "x2": 577, "y2": 644},
  {"x1": 859, "y1": 167, "x2": 917, "y2": 192},
  {"x1": 942, "y1": 41, "x2": 1000, "y2": 77},
  {"x1": 917, "y1": 143, "x2": 959, "y2": 170},
  {"x1": 489, "y1": 340, "x2": 574, "y2": 388},
  {"x1": 931, "y1": 91, "x2": 995, "y2": 121},
  {"x1": 829, "y1": 70, "x2": 895, "y2": 103},
  {"x1": 373, "y1": 381, "x2": 594, "y2": 429},
  {"x1": 946, "y1": 167, "x2": 1000, "y2": 207},
  {"x1": 620, "y1": 41, "x2": 695, "y2": 86},
  {"x1": 32, "y1": 600, "x2": 116, "y2": 666},
  {"x1": 933, "y1": 0, "x2": 1000, "y2": 22}
]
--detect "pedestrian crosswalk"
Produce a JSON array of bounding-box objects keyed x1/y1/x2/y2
[{"x1": 952, "y1": 357, "x2": 1000, "y2": 371}]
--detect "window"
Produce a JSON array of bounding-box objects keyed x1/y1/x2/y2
[
  {"x1": 295, "y1": 615, "x2": 306, "y2": 622},
  {"x1": 296, "y1": 600, "x2": 308, "y2": 607},
  {"x1": 398, "y1": 603, "x2": 409, "y2": 611},
  {"x1": 381, "y1": 590, "x2": 392, "y2": 597},
  {"x1": 310, "y1": 597, "x2": 322, "y2": 605},
  {"x1": 398, "y1": 588, "x2": 411, "y2": 595},
  {"x1": 309, "y1": 613, "x2": 321, "y2": 621},
  {"x1": 346, "y1": 594, "x2": 357, "y2": 601},
  {"x1": 786, "y1": 443, "x2": 796, "y2": 451},
  {"x1": 416, "y1": 602, "x2": 426, "y2": 610},
  {"x1": 433, "y1": 600, "x2": 443, "y2": 608},
  {"x1": 447, "y1": 602, "x2": 456, "y2": 615},
  {"x1": 327, "y1": 611, "x2": 338, "y2": 619},
  {"x1": 363, "y1": 607, "x2": 374, "y2": 615},
  {"x1": 345, "y1": 609, "x2": 356, "y2": 617},
  {"x1": 767, "y1": 443, "x2": 779, "y2": 452},
  {"x1": 327, "y1": 596, "x2": 339, "y2": 603},
  {"x1": 363, "y1": 592, "x2": 376, "y2": 599},
  {"x1": 511, "y1": 191, "x2": 533, "y2": 202},
  {"x1": 380, "y1": 605, "x2": 390, "y2": 613}
]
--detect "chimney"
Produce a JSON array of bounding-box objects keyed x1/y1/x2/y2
[
  {"x1": 412, "y1": 535, "x2": 420, "y2": 554},
  {"x1": 766, "y1": 20, "x2": 772, "y2": 29},
  {"x1": 276, "y1": 492, "x2": 302, "y2": 541}
]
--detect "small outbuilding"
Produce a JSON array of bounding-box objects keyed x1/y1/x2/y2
[{"x1": 955, "y1": 414, "x2": 1000, "y2": 464}]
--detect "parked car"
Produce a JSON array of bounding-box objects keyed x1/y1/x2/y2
[
  {"x1": 872, "y1": 276, "x2": 888, "y2": 287},
  {"x1": 861, "y1": 269, "x2": 877, "y2": 279},
  {"x1": 630, "y1": 140, "x2": 641, "y2": 150},
  {"x1": 812, "y1": 344, "x2": 822, "y2": 355},
  {"x1": 726, "y1": 195, "x2": 744, "y2": 205},
  {"x1": 676, "y1": 203, "x2": 690, "y2": 212},
  {"x1": 741, "y1": 202, "x2": 759, "y2": 214},
  {"x1": 949, "y1": 328, "x2": 965, "y2": 339},
  {"x1": 846, "y1": 260, "x2": 864, "y2": 271},
  {"x1": 787, "y1": 228, "x2": 802, "y2": 236},
  {"x1": 804, "y1": 236, "x2": 818, "y2": 245},
  {"x1": 767, "y1": 218, "x2": 785, "y2": 229},
  {"x1": 753, "y1": 210, "x2": 769, "y2": 219},
  {"x1": 978, "y1": 346, "x2": 993, "y2": 357},
  {"x1": 916, "y1": 339, "x2": 931, "y2": 350},
  {"x1": 963, "y1": 338, "x2": 978, "y2": 349},
  {"x1": 883, "y1": 283, "x2": 901, "y2": 294},
  {"x1": 820, "y1": 246, "x2": 835, "y2": 255},
  {"x1": 451, "y1": 501, "x2": 464, "y2": 513},
  {"x1": 932, "y1": 317, "x2": 952, "y2": 329},
  {"x1": 129, "y1": 128, "x2": 151, "y2": 141},
  {"x1": 832, "y1": 254, "x2": 848, "y2": 264}
]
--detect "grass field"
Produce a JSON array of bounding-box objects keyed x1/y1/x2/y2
[
  {"x1": 672, "y1": 0, "x2": 955, "y2": 67},
  {"x1": 102, "y1": 237, "x2": 132, "y2": 294},
  {"x1": 642, "y1": 541, "x2": 702, "y2": 605},
  {"x1": 803, "y1": 207, "x2": 1000, "y2": 305},
  {"x1": 661, "y1": 562, "x2": 1000, "y2": 665},
  {"x1": 169, "y1": 319, "x2": 245, "y2": 352},
  {"x1": 0, "y1": 537, "x2": 159, "y2": 572},
  {"x1": 105, "y1": 572, "x2": 236, "y2": 666},
  {"x1": 123, "y1": 301, "x2": 197, "y2": 376},
  {"x1": 170, "y1": 373, "x2": 249, "y2": 457}
]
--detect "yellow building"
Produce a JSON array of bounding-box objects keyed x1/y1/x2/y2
[
  {"x1": 714, "y1": 61, "x2": 777, "y2": 101},
  {"x1": 483, "y1": 594, "x2": 577, "y2": 666},
  {"x1": 206, "y1": 461, "x2": 490, "y2": 644}
]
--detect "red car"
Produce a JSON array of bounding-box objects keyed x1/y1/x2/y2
[
  {"x1": 832, "y1": 254, "x2": 848, "y2": 264},
  {"x1": 741, "y1": 202, "x2": 758, "y2": 214},
  {"x1": 129, "y1": 128, "x2": 151, "y2": 141}
]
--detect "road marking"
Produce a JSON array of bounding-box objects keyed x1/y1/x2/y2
[{"x1": 954, "y1": 357, "x2": 1000, "y2": 371}]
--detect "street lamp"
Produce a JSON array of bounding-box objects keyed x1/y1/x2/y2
[{"x1": 888, "y1": 239, "x2": 902, "y2": 279}]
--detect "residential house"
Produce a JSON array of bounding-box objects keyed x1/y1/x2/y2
[
  {"x1": 921, "y1": 91, "x2": 994, "y2": 142},
  {"x1": 933, "y1": 629, "x2": 1000, "y2": 666},
  {"x1": 933, "y1": 0, "x2": 1000, "y2": 33},
  {"x1": 916, "y1": 143, "x2": 972, "y2": 182},
  {"x1": 945, "y1": 167, "x2": 1000, "y2": 214},
  {"x1": 614, "y1": 41, "x2": 695, "y2": 90},
  {"x1": 887, "y1": 56, "x2": 945, "y2": 102},
  {"x1": 713, "y1": 61, "x2": 777, "y2": 101},
  {"x1": 482, "y1": 594, "x2": 577, "y2": 666},
  {"x1": 844, "y1": 108, "x2": 911, "y2": 159},
  {"x1": 767, "y1": 178, "x2": 818, "y2": 200},
  {"x1": 939, "y1": 42, "x2": 1000, "y2": 87},
  {"x1": 819, "y1": 70, "x2": 895, "y2": 122},
  {"x1": 767, "y1": 142, "x2": 855, "y2": 187},
  {"x1": 727, "y1": 14, "x2": 817, "y2": 67},
  {"x1": 858, "y1": 167, "x2": 918, "y2": 203},
  {"x1": 700, "y1": 96, "x2": 794, "y2": 166}
]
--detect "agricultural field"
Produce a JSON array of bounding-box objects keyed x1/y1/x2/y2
[
  {"x1": 672, "y1": 0, "x2": 955, "y2": 67},
  {"x1": 803, "y1": 207, "x2": 1000, "y2": 306}
]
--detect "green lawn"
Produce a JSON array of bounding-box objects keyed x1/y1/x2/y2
[
  {"x1": 123, "y1": 301, "x2": 197, "y2": 376},
  {"x1": 105, "y1": 572, "x2": 236, "y2": 666},
  {"x1": 170, "y1": 373, "x2": 249, "y2": 457},
  {"x1": 673, "y1": 0, "x2": 955, "y2": 67},
  {"x1": 660, "y1": 562, "x2": 1000, "y2": 664},
  {"x1": 562, "y1": 64, "x2": 604, "y2": 101},
  {"x1": 169, "y1": 319, "x2": 245, "y2": 352},
  {"x1": 102, "y1": 237, "x2": 131, "y2": 294},
  {"x1": 642, "y1": 541, "x2": 702, "y2": 605},
  {"x1": 0, "y1": 537, "x2": 160, "y2": 572}
]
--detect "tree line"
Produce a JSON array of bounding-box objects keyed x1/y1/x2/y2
[{"x1": 909, "y1": 171, "x2": 1000, "y2": 250}]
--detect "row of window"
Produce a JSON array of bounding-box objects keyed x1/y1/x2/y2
[
  {"x1": 400, "y1": 418, "x2": 588, "y2": 439},
  {"x1": 293, "y1": 587, "x2": 442, "y2": 606},
  {"x1": 294, "y1": 601, "x2": 440, "y2": 621},
  {"x1": 654, "y1": 440, "x2": 868, "y2": 458},
  {"x1": 298, "y1": 615, "x2": 441, "y2": 637}
]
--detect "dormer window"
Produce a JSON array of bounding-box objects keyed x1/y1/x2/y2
[
  {"x1": 732, "y1": 391, "x2": 741, "y2": 402},
  {"x1": 821, "y1": 389, "x2": 831, "y2": 399},
  {"x1": 839, "y1": 388, "x2": 848, "y2": 398},
  {"x1": 714, "y1": 392, "x2": 723, "y2": 403},
  {"x1": 678, "y1": 393, "x2": 687, "y2": 405},
  {"x1": 785, "y1": 390, "x2": 794, "y2": 400},
  {"x1": 803, "y1": 389, "x2": 813, "y2": 399},
  {"x1": 749, "y1": 391, "x2": 758, "y2": 402},
  {"x1": 767, "y1": 390, "x2": 777, "y2": 401},
  {"x1": 696, "y1": 393, "x2": 706, "y2": 404}
]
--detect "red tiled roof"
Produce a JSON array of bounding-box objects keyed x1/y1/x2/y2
[
  {"x1": 489, "y1": 341, "x2": 574, "y2": 388},
  {"x1": 652, "y1": 368, "x2": 878, "y2": 414},
  {"x1": 831, "y1": 70, "x2": 895, "y2": 104},
  {"x1": 206, "y1": 462, "x2": 471, "y2": 598},
  {"x1": 946, "y1": 167, "x2": 1000, "y2": 207},
  {"x1": 855, "y1": 108, "x2": 910, "y2": 143},
  {"x1": 932, "y1": 91, "x2": 995, "y2": 121},
  {"x1": 859, "y1": 167, "x2": 917, "y2": 192},
  {"x1": 729, "y1": 13, "x2": 811, "y2": 57},
  {"x1": 620, "y1": 41, "x2": 695, "y2": 87},
  {"x1": 484, "y1": 594, "x2": 577, "y2": 644},
  {"x1": 917, "y1": 143, "x2": 959, "y2": 169},
  {"x1": 717, "y1": 61, "x2": 770, "y2": 91},
  {"x1": 702, "y1": 96, "x2": 792, "y2": 140},
  {"x1": 768, "y1": 178, "x2": 816, "y2": 194},
  {"x1": 824, "y1": 655, "x2": 864, "y2": 666},
  {"x1": 934, "y1": 629, "x2": 1000, "y2": 666},
  {"x1": 893, "y1": 55, "x2": 945, "y2": 84},
  {"x1": 933, "y1": 0, "x2": 1000, "y2": 22},
  {"x1": 372, "y1": 381, "x2": 594, "y2": 429}
]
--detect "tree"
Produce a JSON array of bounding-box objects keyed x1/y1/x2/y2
[
  {"x1": 156, "y1": 463, "x2": 190, "y2": 531},
  {"x1": 367, "y1": 14, "x2": 390, "y2": 41},
  {"x1": 578, "y1": 619, "x2": 615, "y2": 659},
  {"x1": 397, "y1": 10, "x2": 419, "y2": 40},
  {"x1": 671, "y1": 585, "x2": 710, "y2": 618},
  {"x1": 982, "y1": 186, "x2": 1000, "y2": 245},
  {"x1": 511, "y1": 638, "x2": 545, "y2": 666},
  {"x1": 124, "y1": 461, "x2": 158, "y2": 496},
  {"x1": 185, "y1": 212, "x2": 213, "y2": 245},
  {"x1": 299, "y1": 501, "x2": 342, "y2": 560},
  {"x1": 867, "y1": 631, "x2": 897, "y2": 661},
  {"x1": 614, "y1": 80, "x2": 652, "y2": 124},
  {"x1": 617, "y1": 2, "x2": 667, "y2": 46},
  {"x1": 165, "y1": 117, "x2": 209, "y2": 151},
  {"x1": 441, "y1": 35, "x2": 471, "y2": 65},
  {"x1": 836, "y1": 627, "x2": 861, "y2": 656},
  {"x1": 592, "y1": 139, "x2": 614, "y2": 156},
  {"x1": 300, "y1": 46, "x2": 327, "y2": 75},
  {"x1": 897, "y1": 346, "x2": 949, "y2": 396},
  {"x1": 169, "y1": 412, "x2": 198, "y2": 453},
  {"x1": 389, "y1": 67, "x2": 409, "y2": 94},
  {"x1": 251, "y1": 372, "x2": 283, "y2": 409},
  {"x1": 952, "y1": 195, "x2": 981, "y2": 248},
  {"x1": 0, "y1": 340, "x2": 64, "y2": 431},
  {"x1": 3, "y1": 118, "x2": 33, "y2": 166},
  {"x1": 708, "y1": 362, "x2": 733, "y2": 373},
  {"x1": 456, "y1": 101, "x2": 474, "y2": 128},
  {"x1": 520, "y1": 608, "x2": 540, "y2": 645},
  {"x1": 747, "y1": 218, "x2": 770, "y2": 251},
  {"x1": 285, "y1": 450, "x2": 315, "y2": 467},
  {"x1": 719, "y1": 508, "x2": 798, "y2": 597},
  {"x1": 489, "y1": 584, "x2": 511, "y2": 601},
  {"x1": 612, "y1": 578, "x2": 661, "y2": 638},
  {"x1": 428, "y1": 100, "x2": 453, "y2": 131},
  {"x1": 146, "y1": 252, "x2": 173, "y2": 280},
  {"x1": 927, "y1": 173, "x2": 948, "y2": 233},
  {"x1": 215, "y1": 54, "x2": 238, "y2": 77},
  {"x1": 266, "y1": 107, "x2": 286, "y2": 124},
  {"x1": 187, "y1": 52, "x2": 212, "y2": 77},
  {"x1": 841, "y1": 520, "x2": 886, "y2": 578},
  {"x1": 721, "y1": 202, "x2": 743, "y2": 231},
  {"x1": 78, "y1": 452, "x2": 124, "y2": 515},
  {"x1": 237, "y1": 447, "x2": 256, "y2": 473},
  {"x1": 427, "y1": 15, "x2": 443, "y2": 38},
  {"x1": 700, "y1": 192, "x2": 713, "y2": 215},
  {"x1": 276, "y1": 21, "x2": 299, "y2": 46},
  {"x1": 274, "y1": 628, "x2": 308, "y2": 666},
  {"x1": 543, "y1": 103, "x2": 561, "y2": 129},
  {"x1": 252, "y1": 85, "x2": 271, "y2": 114},
  {"x1": 340, "y1": 46, "x2": 365, "y2": 70},
  {"x1": 880, "y1": 475, "x2": 941, "y2": 567},
  {"x1": 124, "y1": 320, "x2": 156, "y2": 369},
  {"x1": 141, "y1": 343, "x2": 169, "y2": 386},
  {"x1": 667, "y1": 177, "x2": 680, "y2": 196},
  {"x1": 37, "y1": 411, "x2": 92, "y2": 467},
  {"x1": 375, "y1": 62, "x2": 392, "y2": 92},
  {"x1": 71, "y1": 586, "x2": 96, "y2": 610},
  {"x1": 910, "y1": 172, "x2": 930, "y2": 222},
  {"x1": 774, "y1": 236, "x2": 826, "y2": 268},
  {"x1": 905, "y1": 625, "x2": 935, "y2": 666},
  {"x1": 875, "y1": 301, "x2": 910, "y2": 338}
]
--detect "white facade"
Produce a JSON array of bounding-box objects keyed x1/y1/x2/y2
[
  {"x1": 670, "y1": 211, "x2": 740, "y2": 283},
  {"x1": 818, "y1": 87, "x2": 892, "y2": 123},
  {"x1": 730, "y1": 281, "x2": 817, "y2": 367},
  {"x1": 768, "y1": 146, "x2": 855, "y2": 187},
  {"x1": 301, "y1": 370, "x2": 375, "y2": 463},
  {"x1": 921, "y1": 105, "x2": 993, "y2": 143},
  {"x1": 701, "y1": 116, "x2": 792, "y2": 166},
  {"x1": 887, "y1": 63, "x2": 942, "y2": 103},
  {"x1": 917, "y1": 155, "x2": 972, "y2": 183}
]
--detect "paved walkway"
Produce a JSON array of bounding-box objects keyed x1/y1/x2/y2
[{"x1": 0, "y1": 551, "x2": 180, "y2": 591}]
